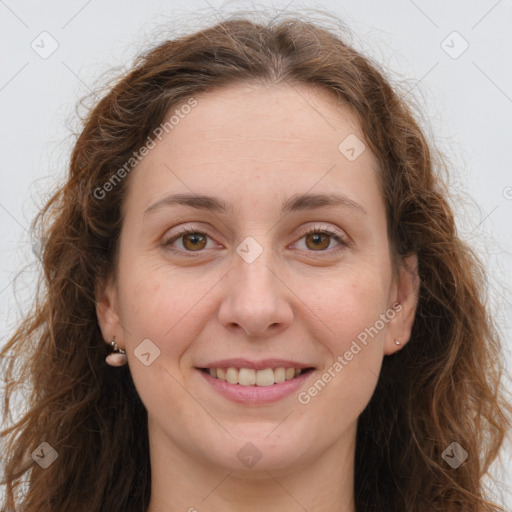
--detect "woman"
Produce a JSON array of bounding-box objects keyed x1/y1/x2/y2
[{"x1": 1, "y1": 11, "x2": 510, "y2": 512}]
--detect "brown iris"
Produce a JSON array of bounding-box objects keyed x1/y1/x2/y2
[
  {"x1": 182, "y1": 233, "x2": 207, "y2": 251},
  {"x1": 305, "y1": 232, "x2": 330, "y2": 250}
]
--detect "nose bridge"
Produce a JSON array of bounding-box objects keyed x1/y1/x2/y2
[
  {"x1": 232, "y1": 235, "x2": 280, "y2": 303},
  {"x1": 218, "y1": 234, "x2": 293, "y2": 336}
]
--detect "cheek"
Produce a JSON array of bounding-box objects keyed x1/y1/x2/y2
[
  {"x1": 116, "y1": 264, "x2": 215, "y2": 423},
  {"x1": 299, "y1": 265, "x2": 390, "y2": 403},
  {"x1": 118, "y1": 264, "x2": 212, "y2": 351},
  {"x1": 312, "y1": 264, "x2": 392, "y2": 353},
  {"x1": 115, "y1": 249, "x2": 231, "y2": 393}
]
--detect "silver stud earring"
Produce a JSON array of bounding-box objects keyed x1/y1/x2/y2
[
  {"x1": 394, "y1": 339, "x2": 401, "y2": 345},
  {"x1": 106, "y1": 337, "x2": 127, "y2": 366}
]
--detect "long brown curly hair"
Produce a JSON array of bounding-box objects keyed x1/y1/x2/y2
[{"x1": 1, "y1": 10, "x2": 510, "y2": 512}]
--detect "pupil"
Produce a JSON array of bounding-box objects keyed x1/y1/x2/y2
[
  {"x1": 307, "y1": 233, "x2": 329, "y2": 251},
  {"x1": 186, "y1": 233, "x2": 205, "y2": 249}
]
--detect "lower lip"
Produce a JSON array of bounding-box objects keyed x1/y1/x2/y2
[{"x1": 198, "y1": 369, "x2": 314, "y2": 404}]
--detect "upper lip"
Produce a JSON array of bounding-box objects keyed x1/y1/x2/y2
[{"x1": 198, "y1": 358, "x2": 314, "y2": 371}]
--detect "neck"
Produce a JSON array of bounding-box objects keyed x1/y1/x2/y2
[{"x1": 145, "y1": 418, "x2": 357, "y2": 512}]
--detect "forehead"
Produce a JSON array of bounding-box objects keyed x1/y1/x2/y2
[
  {"x1": 168, "y1": 82, "x2": 367, "y2": 162},
  {"x1": 123, "y1": 82, "x2": 383, "y2": 218}
]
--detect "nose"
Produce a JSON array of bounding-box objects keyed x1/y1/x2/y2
[{"x1": 217, "y1": 247, "x2": 294, "y2": 338}]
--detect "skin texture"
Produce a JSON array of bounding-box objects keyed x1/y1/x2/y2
[{"x1": 96, "y1": 82, "x2": 419, "y2": 512}]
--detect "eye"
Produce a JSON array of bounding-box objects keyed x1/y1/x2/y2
[
  {"x1": 162, "y1": 224, "x2": 349, "y2": 257},
  {"x1": 162, "y1": 227, "x2": 216, "y2": 256},
  {"x1": 293, "y1": 225, "x2": 349, "y2": 254}
]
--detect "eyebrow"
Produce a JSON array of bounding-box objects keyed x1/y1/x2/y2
[{"x1": 143, "y1": 192, "x2": 367, "y2": 217}]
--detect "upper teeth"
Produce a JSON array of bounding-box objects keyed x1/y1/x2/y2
[{"x1": 209, "y1": 367, "x2": 303, "y2": 386}]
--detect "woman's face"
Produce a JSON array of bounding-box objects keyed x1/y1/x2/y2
[{"x1": 97, "y1": 82, "x2": 418, "y2": 474}]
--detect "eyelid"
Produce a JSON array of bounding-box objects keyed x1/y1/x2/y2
[
  {"x1": 161, "y1": 224, "x2": 220, "y2": 256},
  {"x1": 162, "y1": 222, "x2": 350, "y2": 256},
  {"x1": 292, "y1": 224, "x2": 349, "y2": 252}
]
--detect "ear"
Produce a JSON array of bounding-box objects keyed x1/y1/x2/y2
[
  {"x1": 384, "y1": 253, "x2": 420, "y2": 355},
  {"x1": 95, "y1": 273, "x2": 124, "y2": 350}
]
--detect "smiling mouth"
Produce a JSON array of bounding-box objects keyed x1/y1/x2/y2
[{"x1": 199, "y1": 367, "x2": 315, "y2": 386}]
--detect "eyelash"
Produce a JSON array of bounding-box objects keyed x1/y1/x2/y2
[{"x1": 162, "y1": 225, "x2": 349, "y2": 258}]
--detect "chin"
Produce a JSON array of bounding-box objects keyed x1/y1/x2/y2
[{"x1": 201, "y1": 426, "x2": 313, "y2": 473}]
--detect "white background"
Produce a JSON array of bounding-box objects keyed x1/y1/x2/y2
[{"x1": 1, "y1": 0, "x2": 511, "y2": 508}]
